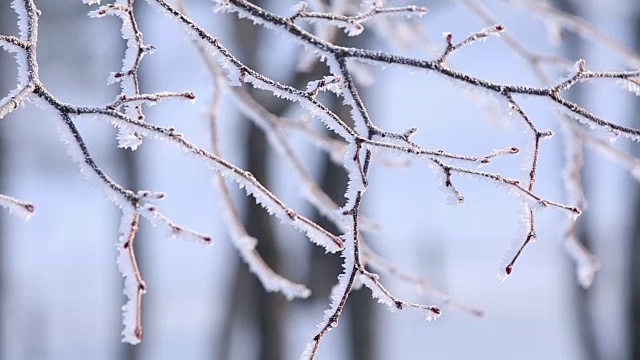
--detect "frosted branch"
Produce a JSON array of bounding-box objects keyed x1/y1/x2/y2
[
  {"x1": 0, "y1": 0, "x2": 39, "y2": 119},
  {"x1": 358, "y1": 269, "x2": 441, "y2": 321},
  {"x1": 117, "y1": 210, "x2": 145, "y2": 344},
  {"x1": 463, "y1": 0, "x2": 604, "y2": 284},
  {"x1": 438, "y1": 24, "x2": 504, "y2": 64},
  {"x1": 0, "y1": 82, "x2": 35, "y2": 120},
  {"x1": 363, "y1": 245, "x2": 483, "y2": 317},
  {"x1": 142, "y1": 0, "x2": 637, "y2": 356},
  {"x1": 219, "y1": 0, "x2": 640, "y2": 141},
  {"x1": 209, "y1": 114, "x2": 312, "y2": 299},
  {"x1": 289, "y1": 2, "x2": 428, "y2": 36},
  {"x1": 106, "y1": 91, "x2": 196, "y2": 110},
  {"x1": 88, "y1": 0, "x2": 164, "y2": 149},
  {"x1": 560, "y1": 122, "x2": 599, "y2": 288},
  {"x1": 179, "y1": 8, "x2": 314, "y2": 297},
  {"x1": 0, "y1": 0, "x2": 219, "y2": 342},
  {"x1": 0, "y1": 194, "x2": 35, "y2": 220}
]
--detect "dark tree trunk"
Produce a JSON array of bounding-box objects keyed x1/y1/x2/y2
[
  {"x1": 306, "y1": 31, "x2": 377, "y2": 360},
  {"x1": 245, "y1": 124, "x2": 285, "y2": 360},
  {"x1": 120, "y1": 141, "x2": 145, "y2": 360},
  {"x1": 225, "y1": 2, "x2": 287, "y2": 358},
  {"x1": 308, "y1": 99, "x2": 376, "y2": 360},
  {"x1": 215, "y1": 2, "x2": 377, "y2": 359},
  {"x1": 554, "y1": 1, "x2": 600, "y2": 360}
]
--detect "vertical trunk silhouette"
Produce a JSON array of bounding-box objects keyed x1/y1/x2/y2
[
  {"x1": 220, "y1": 2, "x2": 286, "y2": 358},
  {"x1": 119, "y1": 138, "x2": 145, "y2": 360},
  {"x1": 308, "y1": 97, "x2": 376, "y2": 360},
  {"x1": 305, "y1": 30, "x2": 377, "y2": 360},
  {"x1": 245, "y1": 123, "x2": 284, "y2": 360},
  {"x1": 213, "y1": 2, "x2": 377, "y2": 358},
  {"x1": 554, "y1": 1, "x2": 599, "y2": 360}
]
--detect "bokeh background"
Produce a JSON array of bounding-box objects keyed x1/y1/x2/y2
[{"x1": 1, "y1": 0, "x2": 639, "y2": 359}]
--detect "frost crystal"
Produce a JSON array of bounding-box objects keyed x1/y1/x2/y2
[{"x1": 618, "y1": 79, "x2": 640, "y2": 96}]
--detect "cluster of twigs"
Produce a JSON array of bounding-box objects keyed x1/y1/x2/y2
[{"x1": 1, "y1": 0, "x2": 640, "y2": 358}]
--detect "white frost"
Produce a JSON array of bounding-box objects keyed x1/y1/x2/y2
[
  {"x1": 0, "y1": 194, "x2": 35, "y2": 220},
  {"x1": 116, "y1": 207, "x2": 143, "y2": 345}
]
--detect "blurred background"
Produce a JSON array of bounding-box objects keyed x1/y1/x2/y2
[{"x1": 1, "y1": 0, "x2": 640, "y2": 359}]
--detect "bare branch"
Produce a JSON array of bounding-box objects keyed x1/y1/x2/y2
[
  {"x1": 289, "y1": 2, "x2": 428, "y2": 36},
  {"x1": 0, "y1": 193, "x2": 35, "y2": 220},
  {"x1": 362, "y1": 245, "x2": 484, "y2": 317}
]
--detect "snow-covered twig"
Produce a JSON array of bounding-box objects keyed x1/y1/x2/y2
[
  {"x1": 289, "y1": 2, "x2": 428, "y2": 37},
  {"x1": 217, "y1": 0, "x2": 640, "y2": 139},
  {"x1": 0, "y1": 193, "x2": 35, "y2": 220},
  {"x1": 438, "y1": 24, "x2": 504, "y2": 64},
  {"x1": 174, "y1": 0, "x2": 313, "y2": 299},
  {"x1": 560, "y1": 122, "x2": 600, "y2": 288},
  {"x1": 362, "y1": 245, "x2": 484, "y2": 317}
]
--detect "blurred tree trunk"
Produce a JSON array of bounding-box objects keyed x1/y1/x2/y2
[
  {"x1": 306, "y1": 45, "x2": 376, "y2": 360},
  {"x1": 213, "y1": 2, "x2": 376, "y2": 359},
  {"x1": 220, "y1": 2, "x2": 286, "y2": 358},
  {"x1": 308, "y1": 97, "x2": 376, "y2": 360},
  {"x1": 628, "y1": 11, "x2": 640, "y2": 360},
  {"x1": 554, "y1": 1, "x2": 600, "y2": 360},
  {"x1": 246, "y1": 122, "x2": 285, "y2": 360},
  {"x1": 119, "y1": 131, "x2": 145, "y2": 360}
]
